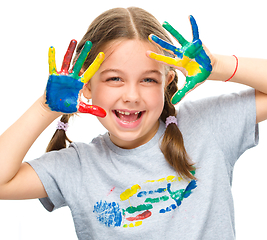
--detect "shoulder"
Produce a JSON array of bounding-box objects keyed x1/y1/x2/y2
[
  {"x1": 177, "y1": 89, "x2": 255, "y2": 119},
  {"x1": 69, "y1": 133, "x2": 109, "y2": 158}
]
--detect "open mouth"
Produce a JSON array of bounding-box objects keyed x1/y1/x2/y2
[{"x1": 113, "y1": 110, "x2": 144, "y2": 123}]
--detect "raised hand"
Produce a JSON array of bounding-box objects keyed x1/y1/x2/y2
[
  {"x1": 148, "y1": 15, "x2": 212, "y2": 104},
  {"x1": 46, "y1": 39, "x2": 106, "y2": 117}
]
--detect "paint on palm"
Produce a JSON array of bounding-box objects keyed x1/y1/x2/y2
[
  {"x1": 46, "y1": 39, "x2": 106, "y2": 117},
  {"x1": 149, "y1": 15, "x2": 212, "y2": 104},
  {"x1": 93, "y1": 173, "x2": 197, "y2": 228}
]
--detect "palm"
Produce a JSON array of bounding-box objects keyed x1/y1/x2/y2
[
  {"x1": 149, "y1": 16, "x2": 212, "y2": 104},
  {"x1": 46, "y1": 40, "x2": 106, "y2": 117}
]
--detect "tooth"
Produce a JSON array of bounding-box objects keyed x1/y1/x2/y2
[{"x1": 124, "y1": 112, "x2": 130, "y2": 115}]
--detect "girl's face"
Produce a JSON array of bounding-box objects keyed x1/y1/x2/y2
[{"x1": 84, "y1": 39, "x2": 174, "y2": 149}]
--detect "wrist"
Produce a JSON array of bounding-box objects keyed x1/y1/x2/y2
[
  {"x1": 208, "y1": 54, "x2": 237, "y2": 82},
  {"x1": 37, "y1": 95, "x2": 62, "y2": 120}
]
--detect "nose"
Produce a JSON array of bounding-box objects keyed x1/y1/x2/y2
[{"x1": 122, "y1": 83, "x2": 140, "y2": 104}]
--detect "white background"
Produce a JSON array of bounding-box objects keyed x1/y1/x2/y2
[{"x1": 0, "y1": 0, "x2": 266, "y2": 239}]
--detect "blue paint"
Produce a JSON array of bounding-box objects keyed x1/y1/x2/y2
[
  {"x1": 137, "y1": 187, "x2": 166, "y2": 197},
  {"x1": 162, "y1": 180, "x2": 197, "y2": 212},
  {"x1": 46, "y1": 75, "x2": 83, "y2": 113},
  {"x1": 150, "y1": 34, "x2": 183, "y2": 59},
  {"x1": 184, "y1": 180, "x2": 197, "y2": 198},
  {"x1": 93, "y1": 200, "x2": 122, "y2": 227},
  {"x1": 190, "y1": 15, "x2": 199, "y2": 41},
  {"x1": 159, "y1": 204, "x2": 177, "y2": 213},
  {"x1": 150, "y1": 16, "x2": 212, "y2": 104}
]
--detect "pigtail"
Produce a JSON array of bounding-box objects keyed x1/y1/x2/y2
[
  {"x1": 160, "y1": 70, "x2": 196, "y2": 180},
  {"x1": 46, "y1": 114, "x2": 73, "y2": 152}
]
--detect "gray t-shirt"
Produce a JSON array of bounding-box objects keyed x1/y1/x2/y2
[{"x1": 28, "y1": 89, "x2": 258, "y2": 240}]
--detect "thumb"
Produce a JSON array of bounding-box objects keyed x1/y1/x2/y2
[{"x1": 78, "y1": 101, "x2": 106, "y2": 118}]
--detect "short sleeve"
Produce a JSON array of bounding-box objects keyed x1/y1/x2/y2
[
  {"x1": 27, "y1": 144, "x2": 81, "y2": 212},
  {"x1": 181, "y1": 89, "x2": 259, "y2": 166}
]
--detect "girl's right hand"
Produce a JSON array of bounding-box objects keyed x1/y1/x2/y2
[{"x1": 45, "y1": 40, "x2": 106, "y2": 117}]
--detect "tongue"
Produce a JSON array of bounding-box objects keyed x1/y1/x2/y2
[{"x1": 117, "y1": 112, "x2": 139, "y2": 122}]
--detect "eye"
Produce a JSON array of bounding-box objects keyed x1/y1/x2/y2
[
  {"x1": 105, "y1": 77, "x2": 124, "y2": 87},
  {"x1": 142, "y1": 78, "x2": 157, "y2": 83},
  {"x1": 107, "y1": 77, "x2": 121, "y2": 82}
]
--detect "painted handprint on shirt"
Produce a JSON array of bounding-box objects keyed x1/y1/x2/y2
[
  {"x1": 46, "y1": 39, "x2": 106, "y2": 117},
  {"x1": 93, "y1": 174, "x2": 197, "y2": 228},
  {"x1": 148, "y1": 15, "x2": 212, "y2": 104}
]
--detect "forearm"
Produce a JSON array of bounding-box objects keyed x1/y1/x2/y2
[
  {"x1": 208, "y1": 54, "x2": 267, "y2": 94},
  {"x1": 0, "y1": 96, "x2": 61, "y2": 185}
]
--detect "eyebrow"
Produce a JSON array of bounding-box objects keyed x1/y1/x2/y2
[{"x1": 100, "y1": 68, "x2": 163, "y2": 76}]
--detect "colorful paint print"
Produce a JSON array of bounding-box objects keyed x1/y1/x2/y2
[
  {"x1": 149, "y1": 15, "x2": 212, "y2": 104},
  {"x1": 45, "y1": 40, "x2": 106, "y2": 117},
  {"x1": 93, "y1": 174, "x2": 197, "y2": 228}
]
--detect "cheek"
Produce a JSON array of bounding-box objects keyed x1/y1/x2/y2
[
  {"x1": 90, "y1": 83, "x2": 110, "y2": 106},
  {"x1": 145, "y1": 87, "x2": 165, "y2": 113}
]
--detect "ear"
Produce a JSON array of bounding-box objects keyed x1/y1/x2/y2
[
  {"x1": 82, "y1": 81, "x2": 92, "y2": 99},
  {"x1": 166, "y1": 70, "x2": 175, "y2": 86},
  {"x1": 80, "y1": 67, "x2": 92, "y2": 99}
]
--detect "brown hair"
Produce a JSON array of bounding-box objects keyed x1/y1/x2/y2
[{"x1": 46, "y1": 7, "x2": 195, "y2": 180}]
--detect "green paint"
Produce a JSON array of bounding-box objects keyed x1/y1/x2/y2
[
  {"x1": 145, "y1": 196, "x2": 169, "y2": 203},
  {"x1": 163, "y1": 21, "x2": 188, "y2": 47},
  {"x1": 64, "y1": 101, "x2": 71, "y2": 107},
  {"x1": 125, "y1": 204, "x2": 153, "y2": 214},
  {"x1": 190, "y1": 169, "x2": 196, "y2": 176},
  {"x1": 171, "y1": 67, "x2": 211, "y2": 104},
  {"x1": 70, "y1": 41, "x2": 92, "y2": 80},
  {"x1": 169, "y1": 189, "x2": 184, "y2": 200}
]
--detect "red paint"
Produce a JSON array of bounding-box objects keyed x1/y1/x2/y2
[
  {"x1": 60, "y1": 39, "x2": 77, "y2": 75},
  {"x1": 78, "y1": 101, "x2": 106, "y2": 118},
  {"x1": 126, "y1": 210, "x2": 152, "y2": 221},
  {"x1": 107, "y1": 187, "x2": 115, "y2": 196}
]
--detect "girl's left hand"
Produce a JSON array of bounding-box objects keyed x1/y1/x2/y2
[{"x1": 148, "y1": 15, "x2": 212, "y2": 104}]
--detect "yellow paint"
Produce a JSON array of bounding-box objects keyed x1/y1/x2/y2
[
  {"x1": 123, "y1": 221, "x2": 143, "y2": 228},
  {"x1": 145, "y1": 175, "x2": 178, "y2": 183},
  {"x1": 166, "y1": 175, "x2": 176, "y2": 182},
  {"x1": 186, "y1": 60, "x2": 201, "y2": 76},
  {"x1": 81, "y1": 52, "x2": 105, "y2": 83},
  {"x1": 157, "y1": 178, "x2": 165, "y2": 182},
  {"x1": 135, "y1": 221, "x2": 143, "y2": 227},
  {"x1": 120, "y1": 184, "x2": 141, "y2": 201},
  {"x1": 149, "y1": 53, "x2": 201, "y2": 77},
  {"x1": 149, "y1": 52, "x2": 180, "y2": 66},
  {"x1": 48, "y1": 47, "x2": 57, "y2": 75}
]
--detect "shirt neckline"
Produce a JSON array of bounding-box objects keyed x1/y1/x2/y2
[{"x1": 103, "y1": 120, "x2": 165, "y2": 156}]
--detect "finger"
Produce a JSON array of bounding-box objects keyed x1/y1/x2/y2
[
  {"x1": 78, "y1": 101, "x2": 106, "y2": 117},
  {"x1": 80, "y1": 52, "x2": 105, "y2": 84},
  {"x1": 71, "y1": 41, "x2": 93, "y2": 80},
  {"x1": 171, "y1": 78, "x2": 196, "y2": 105},
  {"x1": 48, "y1": 47, "x2": 57, "y2": 75},
  {"x1": 163, "y1": 21, "x2": 188, "y2": 47},
  {"x1": 171, "y1": 68, "x2": 211, "y2": 105},
  {"x1": 60, "y1": 39, "x2": 77, "y2": 74},
  {"x1": 148, "y1": 51, "x2": 190, "y2": 69},
  {"x1": 189, "y1": 15, "x2": 200, "y2": 41},
  {"x1": 149, "y1": 34, "x2": 183, "y2": 59}
]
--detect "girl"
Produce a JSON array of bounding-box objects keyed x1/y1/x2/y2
[{"x1": 0, "y1": 6, "x2": 267, "y2": 240}]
